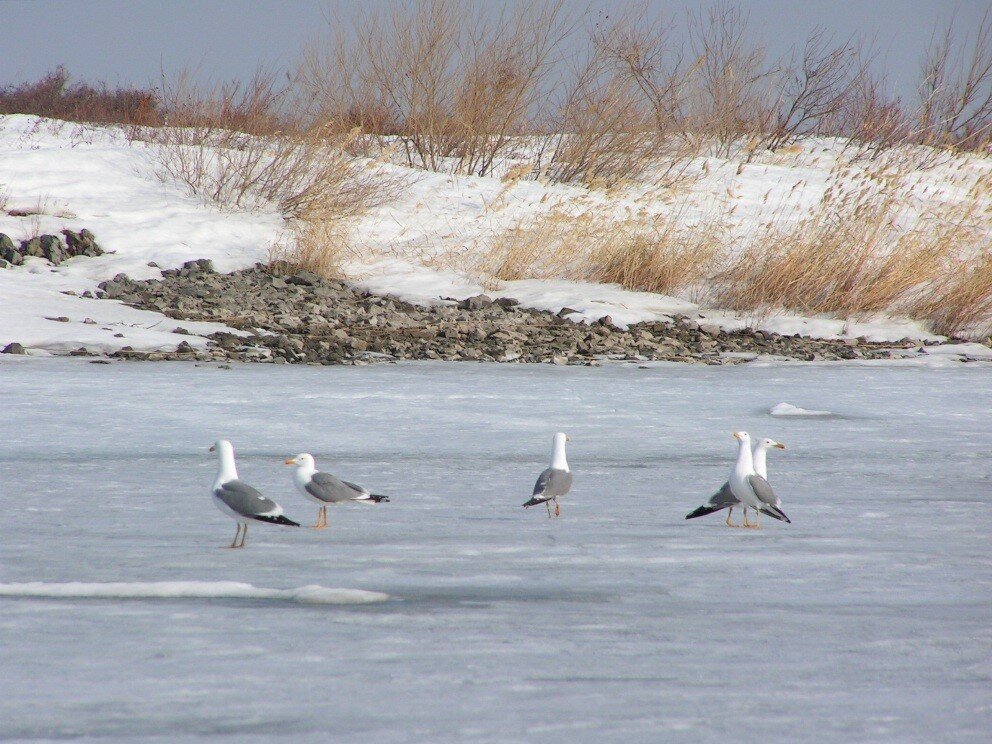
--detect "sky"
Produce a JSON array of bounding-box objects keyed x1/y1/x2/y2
[{"x1": 0, "y1": 0, "x2": 988, "y2": 101}]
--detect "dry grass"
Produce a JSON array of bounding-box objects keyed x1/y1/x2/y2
[
  {"x1": 267, "y1": 218, "x2": 353, "y2": 278},
  {"x1": 476, "y1": 209, "x2": 723, "y2": 297},
  {"x1": 587, "y1": 216, "x2": 724, "y2": 296},
  {"x1": 711, "y1": 163, "x2": 992, "y2": 336},
  {"x1": 904, "y1": 247, "x2": 992, "y2": 338}
]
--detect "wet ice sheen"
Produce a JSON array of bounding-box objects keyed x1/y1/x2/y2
[{"x1": 1, "y1": 357, "x2": 989, "y2": 742}]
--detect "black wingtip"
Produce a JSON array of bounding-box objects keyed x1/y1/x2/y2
[
  {"x1": 761, "y1": 506, "x2": 791, "y2": 524},
  {"x1": 253, "y1": 514, "x2": 301, "y2": 527},
  {"x1": 370, "y1": 494, "x2": 390, "y2": 503},
  {"x1": 685, "y1": 505, "x2": 723, "y2": 520},
  {"x1": 522, "y1": 496, "x2": 548, "y2": 508}
]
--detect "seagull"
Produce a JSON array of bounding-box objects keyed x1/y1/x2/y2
[
  {"x1": 284, "y1": 453, "x2": 390, "y2": 529},
  {"x1": 523, "y1": 432, "x2": 572, "y2": 518},
  {"x1": 728, "y1": 431, "x2": 791, "y2": 528},
  {"x1": 686, "y1": 436, "x2": 786, "y2": 527},
  {"x1": 210, "y1": 440, "x2": 299, "y2": 548}
]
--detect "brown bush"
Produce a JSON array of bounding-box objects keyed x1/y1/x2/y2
[{"x1": 0, "y1": 66, "x2": 160, "y2": 126}]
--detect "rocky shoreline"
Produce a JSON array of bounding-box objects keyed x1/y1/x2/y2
[{"x1": 58, "y1": 260, "x2": 939, "y2": 366}]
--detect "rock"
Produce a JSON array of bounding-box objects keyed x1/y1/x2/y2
[
  {"x1": 62, "y1": 229, "x2": 104, "y2": 258},
  {"x1": 0, "y1": 234, "x2": 22, "y2": 265},
  {"x1": 459, "y1": 294, "x2": 493, "y2": 310},
  {"x1": 2, "y1": 342, "x2": 26, "y2": 354},
  {"x1": 698, "y1": 322, "x2": 723, "y2": 337},
  {"x1": 557, "y1": 307, "x2": 580, "y2": 317},
  {"x1": 82, "y1": 318, "x2": 97, "y2": 325},
  {"x1": 37, "y1": 234, "x2": 69, "y2": 264},
  {"x1": 495, "y1": 297, "x2": 520, "y2": 308},
  {"x1": 287, "y1": 271, "x2": 320, "y2": 286}
]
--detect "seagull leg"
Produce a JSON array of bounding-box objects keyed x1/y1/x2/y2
[
  {"x1": 321, "y1": 506, "x2": 328, "y2": 529},
  {"x1": 742, "y1": 509, "x2": 751, "y2": 528},
  {"x1": 239, "y1": 523, "x2": 248, "y2": 547},
  {"x1": 312, "y1": 507, "x2": 325, "y2": 529},
  {"x1": 227, "y1": 523, "x2": 241, "y2": 548},
  {"x1": 748, "y1": 511, "x2": 761, "y2": 530},
  {"x1": 545, "y1": 500, "x2": 552, "y2": 518},
  {"x1": 725, "y1": 507, "x2": 739, "y2": 528},
  {"x1": 554, "y1": 498, "x2": 561, "y2": 517}
]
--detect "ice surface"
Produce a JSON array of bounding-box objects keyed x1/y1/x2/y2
[
  {"x1": 770, "y1": 402, "x2": 832, "y2": 417},
  {"x1": 1, "y1": 357, "x2": 990, "y2": 742}
]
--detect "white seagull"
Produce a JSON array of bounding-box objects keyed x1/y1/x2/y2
[
  {"x1": 523, "y1": 432, "x2": 573, "y2": 518},
  {"x1": 210, "y1": 440, "x2": 299, "y2": 548},
  {"x1": 728, "y1": 431, "x2": 791, "y2": 528},
  {"x1": 686, "y1": 436, "x2": 786, "y2": 526},
  {"x1": 284, "y1": 453, "x2": 389, "y2": 529}
]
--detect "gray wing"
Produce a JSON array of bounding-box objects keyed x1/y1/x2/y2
[
  {"x1": 747, "y1": 474, "x2": 779, "y2": 508},
  {"x1": 708, "y1": 481, "x2": 740, "y2": 508},
  {"x1": 533, "y1": 468, "x2": 572, "y2": 499},
  {"x1": 215, "y1": 479, "x2": 281, "y2": 517},
  {"x1": 307, "y1": 472, "x2": 366, "y2": 503}
]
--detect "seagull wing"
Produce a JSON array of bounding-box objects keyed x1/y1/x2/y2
[
  {"x1": 215, "y1": 480, "x2": 283, "y2": 518},
  {"x1": 307, "y1": 471, "x2": 366, "y2": 503},
  {"x1": 747, "y1": 474, "x2": 791, "y2": 523}
]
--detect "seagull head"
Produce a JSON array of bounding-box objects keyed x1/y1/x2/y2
[
  {"x1": 732, "y1": 431, "x2": 751, "y2": 443},
  {"x1": 209, "y1": 439, "x2": 234, "y2": 456},
  {"x1": 553, "y1": 432, "x2": 570, "y2": 448},
  {"x1": 284, "y1": 453, "x2": 315, "y2": 468},
  {"x1": 758, "y1": 437, "x2": 786, "y2": 450}
]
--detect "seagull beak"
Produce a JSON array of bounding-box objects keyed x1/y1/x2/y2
[
  {"x1": 732, "y1": 431, "x2": 742, "y2": 440},
  {"x1": 565, "y1": 435, "x2": 571, "y2": 442},
  {"x1": 775, "y1": 442, "x2": 786, "y2": 449},
  {"x1": 208, "y1": 445, "x2": 215, "y2": 452},
  {"x1": 284, "y1": 458, "x2": 296, "y2": 465}
]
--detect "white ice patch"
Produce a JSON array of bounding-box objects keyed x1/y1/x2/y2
[
  {"x1": 769, "y1": 402, "x2": 832, "y2": 417},
  {"x1": 0, "y1": 581, "x2": 390, "y2": 605}
]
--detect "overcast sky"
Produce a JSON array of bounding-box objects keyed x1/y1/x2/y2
[{"x1": 1, "y1": 1, "x2": 988, "y2": 100}]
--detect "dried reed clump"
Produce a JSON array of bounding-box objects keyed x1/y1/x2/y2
[
  {"x1": 903, "y1": 247, "x2": 992, "y2": 338},
  {"x1": 477, "y1": 210, "x2": 722, "y2": 297},
  {"x1": 710, "y1": 161, "x2": 992, "y2": 333},
  {"x1": 267, "y1": 219, "x2": 353, "y2": 279}
]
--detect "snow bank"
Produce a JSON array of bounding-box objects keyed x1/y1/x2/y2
[
  {"x1": 769, "y1": 402, "x2": 832, "y2": 417},
  {"x1": 0, "y1": 581, "x2": 390, "y2": 605}
]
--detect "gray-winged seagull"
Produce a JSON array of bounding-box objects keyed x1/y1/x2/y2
[
  {"x1": 210, "y1": 440, "x2": 299, "y2": 548},
  {"x1": 728, "y1": 431, "x2": 791, "y2": 528},
  {"x1": 686, "y1": 436, "x2": 786, "y2": 526},
  {"x1": 285, "y1": 453, "x2": 389, "y2": 529},
  {"x1": 523, "y1": 432, "x2": 572, "y2": 518}
]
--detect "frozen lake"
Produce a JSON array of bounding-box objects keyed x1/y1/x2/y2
[{"x1": 1, "y1": 357, "x2": 990, "y2": 742}]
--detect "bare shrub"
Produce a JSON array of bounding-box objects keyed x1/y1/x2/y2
[
  {"x1": 0, "y1": 66, "x2": 160, "y2": 126},
  {"x1": 917, "y1": 9, "x2": 992, "y2": 151},
  {"x1": 149, "y1": 71, "x2": 394, "y2": 219},
  {"x1": 301, "y1": 0, "x2": 569, "y2": 176}
]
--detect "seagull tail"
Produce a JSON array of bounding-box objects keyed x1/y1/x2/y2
[
  {"x1": 685, "y1": 505, "x2": 725, "y2": 520},
  {"x1": 253, "y1": 514, "x2": 301, "y2": 527},
  {"x1": 760, "y1": 505, "x2": 791, "y2": 523}
]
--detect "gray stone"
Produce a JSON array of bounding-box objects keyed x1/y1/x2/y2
[
  {"x1": 2, "y1": 342, "x2": 26, "y2": 354},
  {"x1": 459, "y1": 294, "x2": 493, "y2": 310}
]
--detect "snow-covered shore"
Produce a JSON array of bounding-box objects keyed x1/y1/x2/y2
[{"x1": 0, "y1": 114, "x2": 987, "y2": 360}]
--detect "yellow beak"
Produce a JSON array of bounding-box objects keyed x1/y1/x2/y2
[
  {"x1": 209, "y1": 445, "x2": 216, "y2": 452},
  {"x1": 775, "y1": 442, "x2": 787, "y2": 450},
  {"x1": 284, "y1": 458, "x2": 296, "y2": 465}
]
